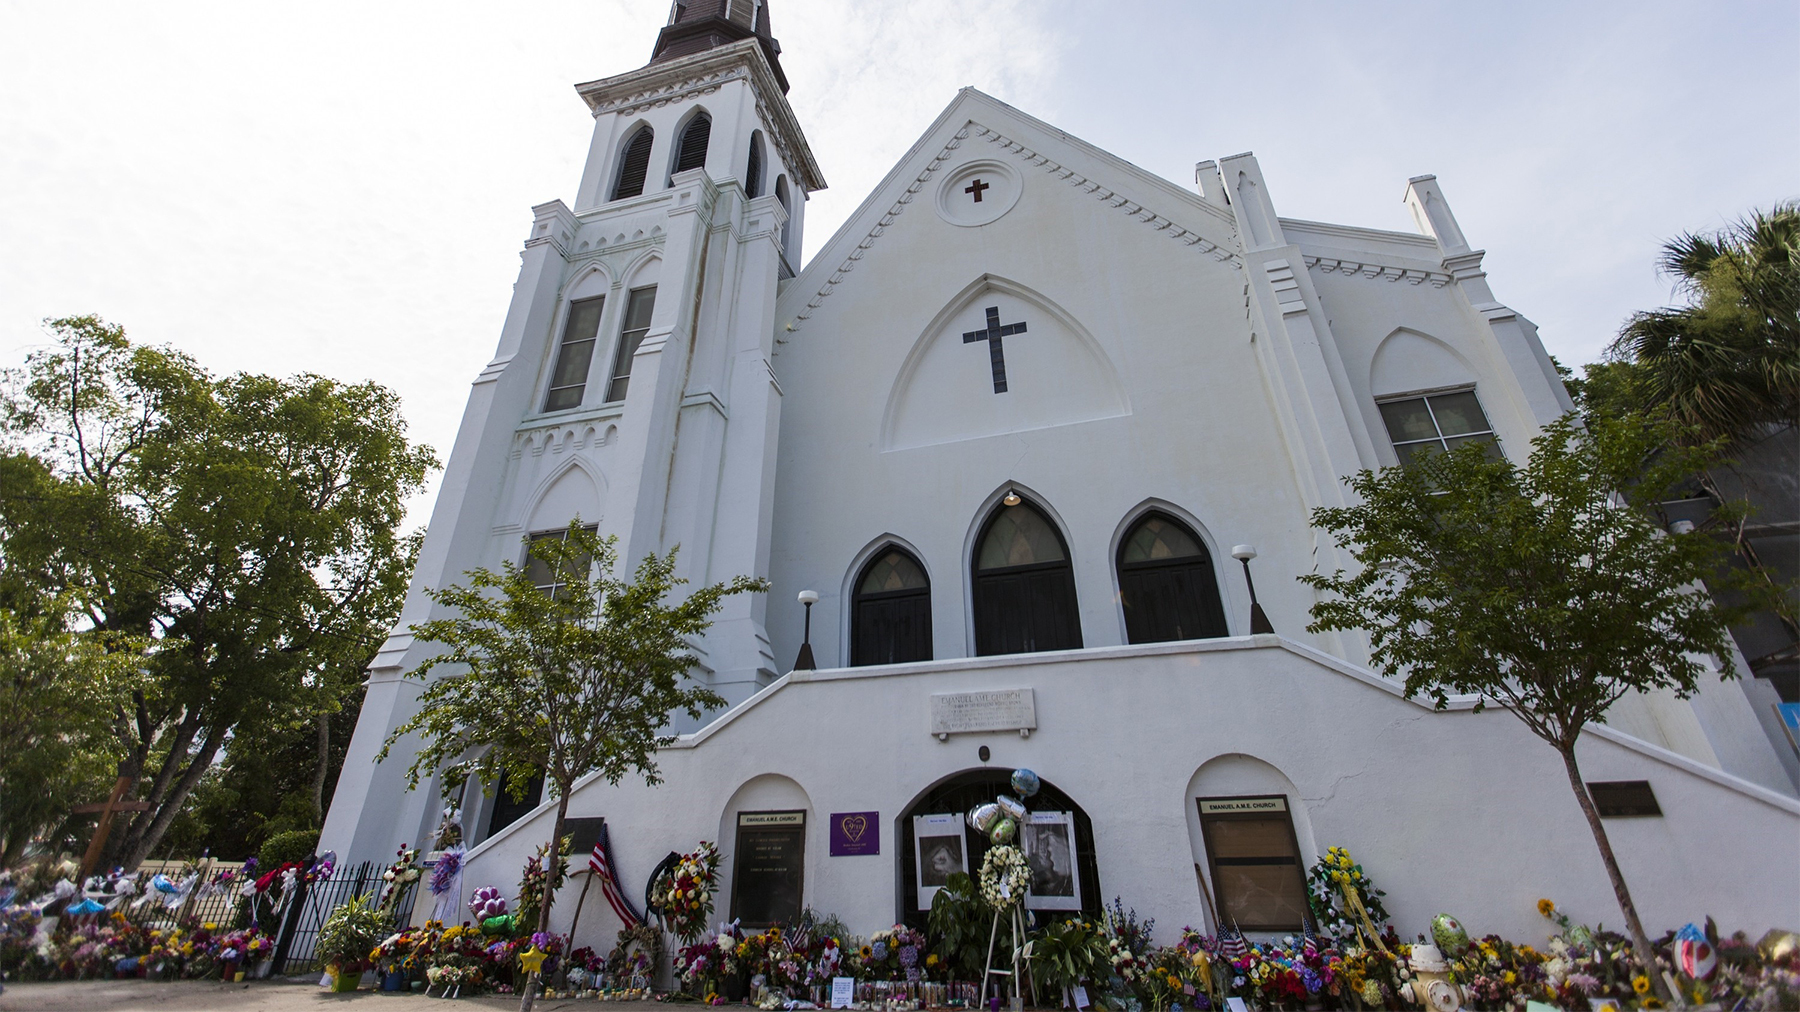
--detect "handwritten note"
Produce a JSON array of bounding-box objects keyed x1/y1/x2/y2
[{"x1": 832, "y1": 977, "x2": 854, "y2": 1009}]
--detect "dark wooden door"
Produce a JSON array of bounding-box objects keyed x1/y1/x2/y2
[
  {"x1": 853, "y1": 590, "x2": 932, "y2": 665},
  {"x1": 1120, "y1": 559, "x2": 1228, "y2": 643},
  {"x1": 974, "y1": 562, "x2": 1083, "y2": 655}
]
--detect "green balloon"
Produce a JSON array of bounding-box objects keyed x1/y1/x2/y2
[
  {"x1": 1430, "y1": 913, "x2": 1469, "y2": 958},
  {"x1": 483, "y1": 914, "x2": 515, "y2": 936},
  {"x1": 988, "y1": 817, "x2": 1017, "y2": 846}
]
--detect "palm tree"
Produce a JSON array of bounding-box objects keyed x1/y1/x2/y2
[{"x1": 1612, "y1": 203, "x2": 1799, "y2": 446}]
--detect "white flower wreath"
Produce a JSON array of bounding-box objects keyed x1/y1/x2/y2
[{"x1": 979, "y1": 845, "x2": 1031, "y2": 909}]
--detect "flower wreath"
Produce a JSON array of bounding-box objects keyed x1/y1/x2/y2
[
  {"x1": 610, "y1": 922, "x2": 664, "y2": 979},
  {"x1": 979, "y1": 845, "x2": 1030, "y2": 909}
]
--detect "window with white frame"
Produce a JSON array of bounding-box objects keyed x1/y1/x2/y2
[{"x1": 1376, "y1": 389, "x2": 1499, "y2": 465}]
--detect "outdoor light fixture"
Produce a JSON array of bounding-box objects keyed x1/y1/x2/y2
[
  {"x1": 1002, "y1": 489, "x2": 1022, "y2": 506},
  {"x1": 793, "y1": 590, "x2": 819, "y2": 671},
  {"x1": 1230, "y1": 545, "x2": 1276, "y2": 635}
]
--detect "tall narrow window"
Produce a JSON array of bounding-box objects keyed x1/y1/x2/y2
[
  {"x1": 672, "y1": 114, "x2": 711, "y2": 178},
  {"x1": 605, "y1": 286, "x2": 658, "y2": 402},
  {"x1": 523, "y1": 526, "x2": 596, "y2": 600},
  {"x1": 544, "y1": 296, "x2": 604, "y2": 412},
  {"x1": 1197, "y1": 795, "x2": 1309, "y2": 931},
  {"x1": 775, "y1": 176, "x2": 792, "y2": 254},
  {"x1": 612, "y1": 127, "x2": 654, "y2": 200},
  {"x1": 853, "y1": 548, "x2": 932, "y2": 666},
  {"x1": 1117, "y1": 513, "x2": 1228, "y2": 643},
  {"x1": 1377, "y1": 389, "x2": 1498, "y2": 465},
  {"x1": 972, "y1": 500, "x2": 1082, "y2": 656},
  {"x1": 745, "y1": 132, "x2": 764, "y2": 198}
]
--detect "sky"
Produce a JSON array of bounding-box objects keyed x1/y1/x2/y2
[{"x1": 2, "y1": 1, "x2": 1795, "y2": 517}]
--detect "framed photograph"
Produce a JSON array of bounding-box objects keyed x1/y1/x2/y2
[
  {"x1": 913, "y1": 813, "x2": 968, "y2": 908},
  {"x1": 1022, "y1": 811, "x2": 1080, "y2": 910}
]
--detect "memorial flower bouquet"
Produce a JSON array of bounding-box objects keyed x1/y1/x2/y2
[
  {"x1": 654, "y1": 841, "x2": 721, "y2": 941},
  {"x1": 378, "y1": 845, "x2": 423, "y2": 913},
  {"x1": 978, "y1": 846, "x2": 1030, "y2": 909},
  {"x1": 1305, "y1": 845, "x2": 1389, "y2": 944}
]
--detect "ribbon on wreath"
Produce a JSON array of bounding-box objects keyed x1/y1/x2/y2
[{"x1": 1341, "y1": 884, "x2": 1389, "y2": 954}]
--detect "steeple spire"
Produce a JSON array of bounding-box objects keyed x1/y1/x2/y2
[{"x1": 651, "y1": 0, "x2": 788, "y2": 93}]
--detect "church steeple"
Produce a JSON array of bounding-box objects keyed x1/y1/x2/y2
[{"x1": 651, "y1": 0, "x2": 788, "y2": 93}]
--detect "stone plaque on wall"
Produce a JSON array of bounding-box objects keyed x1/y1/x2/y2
[
  {"x1": 730, "y1": 810, "x2": 805, "y2": 927},
  {"x1": 929, "y1": 688, "x2": 1037, "y2": 737}
]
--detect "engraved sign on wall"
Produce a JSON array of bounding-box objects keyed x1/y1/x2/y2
[
  {"x1": 730, "y1": 810, "x2": 805, "y2": 928},
  {"x1": 929, "y1": 688, "x2": 1037, "y2": 738}
]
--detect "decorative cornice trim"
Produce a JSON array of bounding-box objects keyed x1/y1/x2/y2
[
  {"x1": 790, "y1": 119, "x2": 1240, "y2": 329},
  {"x1": 1303, "y1": 254, "x2": 1450, "y2": 288},
  {"x1": 574, "y1": 41, "x2": 825, "y2": 193}
]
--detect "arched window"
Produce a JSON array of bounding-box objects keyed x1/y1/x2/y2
[
  {"x1": 774, "y1": 175, "x2": 791, "y2": 255},
  {"x1": 852, "y1": 548, "x2": 932, "y2": 666},
  {"x1": 972, "y1": 499, "x2": 1082, "y2": 655},
  {"x1": 671, "y1": 113, "x2": 711, "y2": 178},
  {"x1": 745, "y1": 131, "x2": 764, "y2": 198},
  {"x1": 612, "y1": 127, "x2": 654, "y2": 200},
  {"x1": 1116, "y1": 512, "x2": 1228, "y2": 643}
]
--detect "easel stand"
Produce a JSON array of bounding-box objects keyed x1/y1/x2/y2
[{"x1": 981, "y1": 905, "x2": 1029, "y2": 1012}]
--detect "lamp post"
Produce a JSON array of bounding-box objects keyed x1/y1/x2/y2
[
  {"x1": 793, "y1": 589, "x2": 819, "y2": 670},
  {"x1": 1230, "y1": 545, "x2": 1275, "y2": 635}
]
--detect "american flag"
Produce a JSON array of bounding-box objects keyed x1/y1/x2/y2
[{"x1": 589, "y1": 821, "x2": 643, "y2": 928}]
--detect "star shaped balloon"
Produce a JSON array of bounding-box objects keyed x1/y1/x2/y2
[{"x1": 518, "y1": 945, "x2": 548, "y2": 975}]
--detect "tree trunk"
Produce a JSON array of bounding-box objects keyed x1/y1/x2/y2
[
  {"x1": 519, "y1": 790, "x2": 571, "y2": 1012},
  {"x1": 121, "y1": 728, "x2": 226, "y2": 870},
  {"x1": 1559, "y1": 745, "x2": 1674, "y2": 1005},
  {"x1": 311, "y1": 709, "x2": 330, "y2": 827}
]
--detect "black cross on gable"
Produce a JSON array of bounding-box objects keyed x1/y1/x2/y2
[
  {"x1": 962, "y1": 306, "x2": 1027, "y2": 394},
  {"x1": 964, "y1": 178, "x2": 989, "y2": 202}
]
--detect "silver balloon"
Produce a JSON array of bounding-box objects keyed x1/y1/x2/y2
[
  {"x1": 988, "y1": 816, "x2": 1017, "y2": 846},
  {"x1": 967, "y1": 803, "x2": 1002, "y2": 834},
  {"x1": 995, "y1": 795, "x2": 1026, "y2": 821},
  {"x1": 1010, "y1": 769, "x2": 1041, "y2": 798}
]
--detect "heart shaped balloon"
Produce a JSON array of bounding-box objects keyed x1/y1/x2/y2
[
  {"x1": 967, "y1": 803, "x2": 1002, "y2": 834},
  {"x1": 1009, "y1": 769, "x2": 1040, "y2": 799}
]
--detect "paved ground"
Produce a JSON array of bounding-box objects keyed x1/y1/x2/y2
[{"x1": 0, "y1": 979, "x2": 663, "y2": 1011}]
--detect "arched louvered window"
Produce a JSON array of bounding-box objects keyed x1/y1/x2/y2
[
  {"x1": 671, "y1": 113, "x2": 711, "y2": 178},
  {"x1": 745, "y1": 132, "x2": 764, "y2": 198},
  {"x1": 852, "y1": 548, "x2": 932, "y2": 666},
  {"x1": 774, "y1": 175, "x2": 792, "y2": 254},
  {"x1": 972, "y1": 499, "x2": 1082, "y2": 656},
  {"x1": 1117, "y1": 512, "x2": 1228, "y2": 644},
  {"x1": 612, "y1": 127, "x2": 654, "y2": 200}
]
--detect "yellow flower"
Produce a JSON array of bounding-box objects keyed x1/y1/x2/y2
[
  {"x1": 1633, "y1": 975, "x2": 1651, "y2": 995},
  {"x1": 926, "y1": 954, "x2": 939, "y2": 967},
  {"x1": 204, "y1": 922, "x2": 217, "y2": 932},
  {"x1": 1537, "y1": 898, "x2": 1556, "y2": 918}
]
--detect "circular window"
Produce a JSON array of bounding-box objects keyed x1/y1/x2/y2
[{"x1": 935, "y1": 159, "x2": 1021, "y2": 227}]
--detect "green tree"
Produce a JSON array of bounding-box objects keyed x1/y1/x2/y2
[
  {"x1": 0, "y1": 598, "x2": 144, "y2": 866},
  {"x1": 378, "y1": 521, "x2": 764, "y2": 1012},
  {"x1": 0, "y1": 316, "x2": 436, "y2": 868},
  {"x1": 1302, "y1": 415, "x2": 1765, "y2": 1004},
  {"x1": 1613, "y1": 203, "x2": 1798, "y2": 445}
]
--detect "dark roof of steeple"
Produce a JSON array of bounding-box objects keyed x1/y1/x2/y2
[{"x1": 650, "y1": 0, "x2": 788, "y2": 93}]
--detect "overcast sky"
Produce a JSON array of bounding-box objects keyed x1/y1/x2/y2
[{"x1": 2, "y1": 1, "x2": 1794, "y2": 516}]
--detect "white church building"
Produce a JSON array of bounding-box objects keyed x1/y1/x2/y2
[{"x1": 322, "y1": 2, "x2": 1800, "y2": 947}]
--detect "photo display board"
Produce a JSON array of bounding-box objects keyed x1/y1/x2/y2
[
  {"x1": 1022, "y1": 810, "x2": 1081, "y2": 910},
  {"x1": 911, "y1": 813, "x2": 969, "y2": 909},
  {"x1": 730, "y1": 810, "x2": 806, "y2": 927}
]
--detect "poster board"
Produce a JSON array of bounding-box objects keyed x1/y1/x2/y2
[
  {"x1": 1022, "y1": 810, "x2": 1081, "y2": 910},
  {"x1": 912, "y1": 813, "x2": 968, "y2": 909}
]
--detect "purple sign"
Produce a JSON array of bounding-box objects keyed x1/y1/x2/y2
[{"x1": 828, "y1": 811, "x2": 880, "y2": 856}]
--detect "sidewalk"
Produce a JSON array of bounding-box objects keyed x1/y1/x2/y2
[{"x1": 0, "y1": 979, "x2": 664, "y2": 1012}]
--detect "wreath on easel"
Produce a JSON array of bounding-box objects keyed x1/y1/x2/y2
[
  {"x1": 979, "y1": 845, "x2": 1031, "y2": 910},
  {"x1": 607, "y1": 922, "x2": 664, "y2": 980}
]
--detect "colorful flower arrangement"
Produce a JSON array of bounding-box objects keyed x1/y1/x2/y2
[
  {"x1": 651, "y1": 841, "x2": 721, "y2": 941},
  {"x1": 377, "y1": 845, "x2": 423, "y2": 914},
  {"x1": 1306, "y1": 845, "x2": 1390, "y2": 945}
]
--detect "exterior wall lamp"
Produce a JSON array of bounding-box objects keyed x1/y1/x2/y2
[
  {"x1": 794, "y1": 589, "x2": 819, "y2": 670},
  {"x1": 1230, "y1": 545, "x2": 1276, "y2": 635}
]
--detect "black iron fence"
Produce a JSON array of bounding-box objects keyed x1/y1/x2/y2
[{"x1": 269, "y1": 861, "x2": 420, "y2": 977}]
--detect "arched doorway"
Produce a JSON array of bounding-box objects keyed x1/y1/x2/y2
[
  {"x1": 896, "y1": 768, "x2": 1099, "y2": 929},
  {"x1": 1116, "y1": 511, "x2": 1228, "y2": 643},
  {"x1": 852, "y1": 546, "x2": 933, "y2": 666}
]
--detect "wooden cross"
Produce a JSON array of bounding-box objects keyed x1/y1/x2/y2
[
  {"x1": 964, "y1": 178, "x2": 990, "y2": 202},
  {"x1": 962, "y1": 306, "x2": 1027, "y2": 393},
  {"x1": 75, "y1": 776, "x2": 152, "y2": 879}
]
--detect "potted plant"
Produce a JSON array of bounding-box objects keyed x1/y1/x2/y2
[{"x1": 317, "y1": 895, "x2": 387, "y2": 992}]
